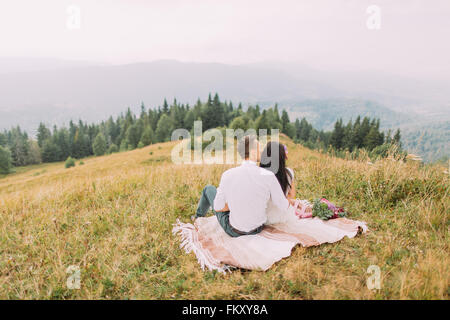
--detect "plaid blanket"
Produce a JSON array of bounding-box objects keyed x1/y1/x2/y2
[{"x1": 172, "y1": 211, "x2": 368, "y2": 272}]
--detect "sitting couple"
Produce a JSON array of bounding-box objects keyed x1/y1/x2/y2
[{"x1": 194, "y1": 135, "x2": 303, "y2": 237}]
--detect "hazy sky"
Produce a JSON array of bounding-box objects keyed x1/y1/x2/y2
[{"x1": 1, "y1": 0, "x2": 449, "y2": 80}]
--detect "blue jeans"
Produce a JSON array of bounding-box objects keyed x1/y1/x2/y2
[{"x1": 195, "y1": 185, "x2": 263, "y2": 238}]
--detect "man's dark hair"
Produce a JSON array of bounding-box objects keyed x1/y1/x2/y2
[{"x1": 237, "y1": 135, "x2": 258, "y2": 159}]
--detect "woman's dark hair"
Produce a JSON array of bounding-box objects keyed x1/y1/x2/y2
[{"x1": 259, "y1": 141, "x2": 291, "y2": 194}]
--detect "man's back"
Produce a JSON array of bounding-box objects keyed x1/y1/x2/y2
[{"x1": 213, "y1": 160, "x2": 290, "y2": 232}]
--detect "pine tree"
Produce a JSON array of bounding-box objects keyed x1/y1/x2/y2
[
  {"x1": 359, "y1": 117, "x2": 371, "y2": 148},
  {"x1": 9, "y1": 127, "x2": 31, "y2": 166},
  {"x1": 72, "y1": 129, "x2": 81, "y2": 158},
  {"x1": 140, "y1": 126, "x2": 154, "y2": 146},
  {"x1": 183, "y1": 110, "x2": 196, "y2": 131},
  {"x1": 202, "y1": 93, "x2": 224, "y2": 130},
  {"x1": 28, "y1": 140, "x2": 42, "y2": 164},
  {"x1": 351, "y1": 116, "x2": 362, "y2": 149},
  {"x1": 254, "y1": 105, "x2": 261, "y2": 119},
  {"x1": 93, "y1": 132, "x2": 107, "y2": 156},
  {"x1": 225, "y1": 101, "x2": 234, "y2": 125},
  {"x1": 393, "y1": 129, "x2": 401, "y2": 147},
  {"x1": 246, "y1": 106, "x2": 255, "y2": 120},
  {"x1": 364, "y1": 126, "x2": 380, "y2": 151},
  {"x1": 0, "y1": 146, "x2": 12, "y2": 174},
  {"x1": 330, "y1": 119, "x2": 345, "y2": 149},
  {"x1": 155, "y1": 114, "x2": 174, "y2": 142},
  {"x1": 342, "y1": 120, "x2": 353, "y2": 151},
  {"x1": 281, "y1": 110, "x2": 290, "y2": 134},
  {"x1": 207, "y1": 93, "x2": 213, "y2": 107},
  {"x1": 41, "y1": 139, "x2": 60, "y2": 162},
  {"x1": 0, "y1": 132, "x2": 6, "y2": 147},
  {"x1": 55, "y1": 128, "x2": 70, "y2": 161},
  {"x1": 68, "y1": 120, "x2": 77, "y2": 156},
  {"x1": 212, "y1": 93, "x2": 225, "y2": 127},
  {"x1": 106, "y1": 117, "x2": 119, "y2": 146},
  {"x1": 294, "y1": 119, "x2": 301, "y2": 140},
  {"x1": 126, "y1": 124, "x2": 141, "y2": 149},
  {"x1": 274, "y1": 104, "x2": 281, "y2": 122},
  {"x1": 284, "y1": 123, "x2": 296, "y2": 139},
  {"x1": 385, "y1": 129, "x2": 392, "y2": 144},
  {"x1": 125, "y1": 108, "x2": 134, "y2": 128},
  {"x1": 193, "y1": 98, "x2": 203, "y2": 120},
  {"x1": 254, "y1": 110, "x2": 270, "y2": 135},
  {"x1": 171, "y1": 99, "x2": 186, "y2": 128},
  {"x1": 299, "y1": 118, "x2": 312, "y2": 142},
  {"x1": 37, "y1": 123, "x2": 51, "y2": 148},
  {"x1": 73, "y1": 129, "x2": 90, "y2": 159},
  {"x1": 162, "y1": 99, "x2": 169, "y2": 114},
  {"x1": 139, "y1": 102, "x2": 148, "y2": 127}
]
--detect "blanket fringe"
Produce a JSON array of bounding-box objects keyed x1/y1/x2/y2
[{"x1": 172, "y1": 219, "x2": 231, "y2": 273}]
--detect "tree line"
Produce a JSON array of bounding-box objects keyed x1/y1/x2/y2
[{"x1": 0, "y1": 93, "x2": 401, "y2": 174}]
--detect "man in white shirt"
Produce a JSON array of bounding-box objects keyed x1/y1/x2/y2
[{"x1": 194, "y1": 135, "x2": 294, "y2": 237}]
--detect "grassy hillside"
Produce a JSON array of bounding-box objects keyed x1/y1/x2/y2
[{"x1": 0, "y1": 138, "x2": 448, "y2": 299}]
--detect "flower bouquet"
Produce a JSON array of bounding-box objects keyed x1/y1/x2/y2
[{"x1": 312, "y1": 198, "x2": 348, "y2": 220}]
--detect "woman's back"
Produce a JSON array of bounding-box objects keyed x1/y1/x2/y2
[
  {"x1": 266, "y1": 167, "x2": 296, "y2": 225},
  {"x1": 285, "y1": 167, "x2": 294, "y2": 196}
]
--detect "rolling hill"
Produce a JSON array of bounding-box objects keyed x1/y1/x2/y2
[{"x1": 0, "y1": 137, "x2": 448, "y2": 299}]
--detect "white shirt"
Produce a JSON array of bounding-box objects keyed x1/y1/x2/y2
[
  {"x1": 266, "y1": 167, "x2": 297, "y2": 225},
  {"x1": 213, "y1": 160, "x2": 291, "y2": 232}
]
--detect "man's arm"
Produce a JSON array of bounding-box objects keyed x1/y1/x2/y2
[
  {"x1": 216, "y1": 203, "x2": 229, "y2": 212},
  {"x1": 213, "y1": 173, "x2": 228, "y2": 212}
]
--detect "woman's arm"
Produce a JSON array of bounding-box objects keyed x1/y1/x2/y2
[
  {"x1": 287, "y1": 179, "x2": 296, "y2": 199},
  {"x1": 215, "y1": 202, "x2": 229, "y2": 212}
]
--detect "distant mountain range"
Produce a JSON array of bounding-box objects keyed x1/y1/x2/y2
[{"x1": 0, "y1": 58, "x2": 448, "y2": 161}]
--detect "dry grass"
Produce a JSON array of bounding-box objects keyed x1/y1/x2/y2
[{"x1": 0, "y1": 138, "x2": 448, "y2": 299}]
